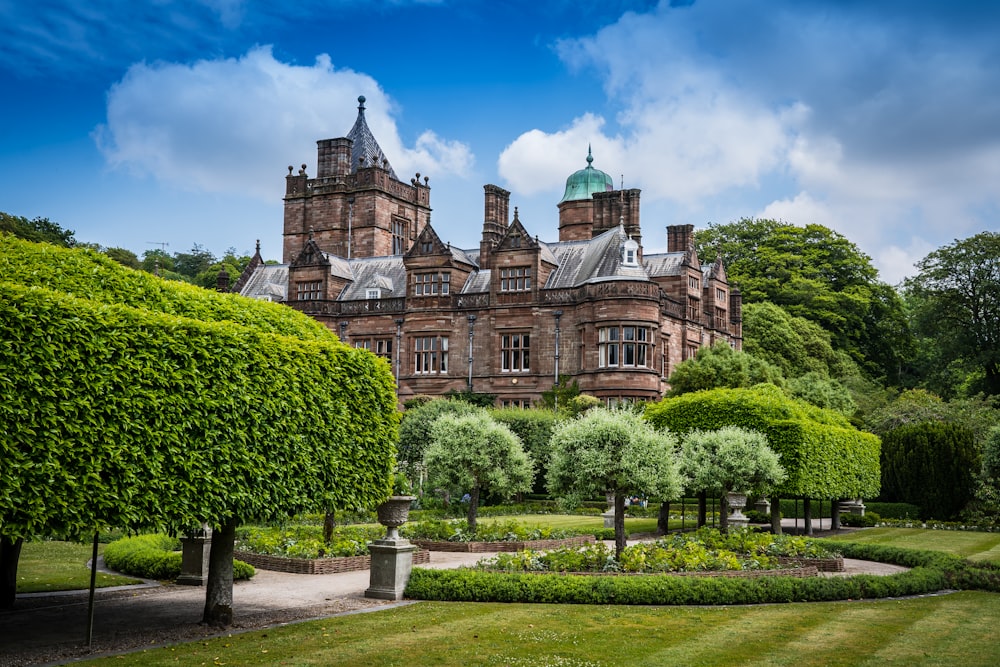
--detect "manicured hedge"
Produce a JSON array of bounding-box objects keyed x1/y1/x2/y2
[
  {"x1": 644, "y1": 385, "x2": 880, "y2": 500},
  {"x1": 405, "y1": 540, "x2": 1000, "y2": 604},
  {"x1": 103, "y1": 534, "x2": 254, "y2": 581},
  {"x1": 0, "y1": 237, "x2": 399, "y2": 542}
]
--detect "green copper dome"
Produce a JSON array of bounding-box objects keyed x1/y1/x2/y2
[{"x1": 559, "y1": 146, "x2": 614, "y2": 203}]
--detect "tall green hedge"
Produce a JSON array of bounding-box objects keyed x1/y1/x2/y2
[
  {"x1": 0, "y1": 236, "x2": 399, "y2": 542},
  {"x1": 644, "y1": 385, "x2": 880, "y2": 500},
  {"x1": 881, "y1": 421, "x2": 979, "y2": 520},
  {"x1": 491, "y1": 408, "x2": 563, "y2": 494}
]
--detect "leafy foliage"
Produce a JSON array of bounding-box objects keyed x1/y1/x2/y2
[
  {"x1": 743, "y1": 301, "x2": 855, "y2": 379},
  {"x1": 666, "y1": 342, "x2": 785, "y2": 396},
  {"x1": 1, "y1": 212, "x2": 75, "y2": 246},
  {"x1": 645, "y1": 386, "x2": 881, "y2": 500},
  {"x1": 860, "y1": 388, "x2": 999, "y2": 445},
  {"x1": 236, "y1": 525, "x2": 384, "y2": 559},
  {"x1": 547, "y1": 408, "x2": 683, "y2": 556},
  {"x1": 490, "y1": 408, "x2": 563, "y2": 493},
  {"x1": 397, "y1": 398, "x2": 477, "y2": 469},
  {"x1": 103, "y1": 534, "x2": 254, "y2": 580},
  {"x1": 424, "y1": 411, "x2": 534, "y2": 531},
  {"x1": 785, "y1": 372, "x2": 856, "y2": 416},
  {"x1": 402, "y1": 518, "x2": 580, "y2": 542},
  {"x1": 695, "y1": 218, "x2": 910, "y2": 381},
  {"x1": 904, "y1": 231, "x2": 1000, "y2": 397},
  {"x1": 881, "y1": 421, "x2": 980, "y2": 520},
  {"x1": 680, "y1": 427, "x2": 787, "y2": 497}
]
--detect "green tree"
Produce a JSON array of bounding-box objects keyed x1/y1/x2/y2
[
  {"x1": 173, "y1": 243, "x2": 216, "y2": 281},
  {"x1": 881, "y1": 422, "x2": 979, "y2": 520},
  {"x1": 0, "y1": 237, "x2": 398, "y2": 621},
  {"x1": 696, "y1": 219, "x2": 910, "y2": 381},
  {"x1": 491, "y1": 407, "x2": 563, "y2": 494},
  {"x1": 861, "y1": 388, "x2": 999, "y2": 446},
  {"x1": 547, "y1": 408, "x2": 683, "y2": 557},
  {"x1": 742, "y1": 302, "x2": 855, "y2": 379},
  {"x1": 397, "y1": 399, "x2": 477, "y2": 473},
  {"x1": 0, "y1": 211, "x2": 75, "y2": 246},
  {"x1": 103, "y1": 247, "x2": 141, "y2": 269},
  {"x1": 680, "y1": 427, "x2": 786, "y2": 532},
  {"x1": 903, "y1": 232, "x2": 1000, "y2": 397},
  {"x1": 666, "y1": 341, "x2": 785, "y2": 396},
  {"x1": 195, "y1": 248, "x2": 254, "y2": 291},
  {"x1": 785, "y1": 372, "x2": 856, "y2": 417},
  {"x1": 424, "y1": 411, "x2": 534, "y2": 531}
]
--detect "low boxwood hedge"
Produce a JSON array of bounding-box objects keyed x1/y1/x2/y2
[
  {"x1": 405, "y1": 540, "x2": 999, "y2": 604},
  {"x1": 103, "y1": 534, "x2": 255, "y2": 581}
]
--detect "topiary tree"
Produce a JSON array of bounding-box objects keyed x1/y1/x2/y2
[
  {"x1": 0, "y1": 237, "x2": 399, "y2": 622},
  {"x1": 680, "y1": 427, "x2": 787, "y2": 532},
  {"x1": 881, "y1": 421, "x2": 979, "y2": 520},
  {"x1": 424, "y1": 411, "x2": 534, "y2": 532},
  {"x1": 547, "y1": 408, "x2": 683, "y2": 557}
]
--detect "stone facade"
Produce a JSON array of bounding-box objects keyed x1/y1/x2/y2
[{"x1": 238, "y1": 98, "x2": 742, "y2": 406}]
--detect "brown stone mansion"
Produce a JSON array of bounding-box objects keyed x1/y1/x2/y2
[{"x1": 236, "y1": 96, "x2": 743, "y2": 405}]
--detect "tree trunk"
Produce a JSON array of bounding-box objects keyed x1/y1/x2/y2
[
  {"x1": 467, "y1": 486, "x2": 480, "y2": 533},
  {"x1": 203, "y1": 518, "x2": 237, "y2": 627},
  {"x1": 614, "y1": 493, "x2": 626, "y2": 559},
  {"x1": 831, "y1": 499, "x2": 841, "y2": 530},
  {"x1": 803, "y1": 497, "x2": 813, "y2": 536},
  {"x1": 1, "y1": 536, "x2": 24, "y2": 609},
  {"x1": 323, "y1": 510, "x2": 337, "y2": 546},
  {"x1": 697, "y1": 491, "x2": 707, "y2": 527},
  {"x1": 657, "y1": 501, "x2": 670, "y2": 535},
  {"x1": 719, "y1": 492, "x2": 730, "y2": 534},
  {"x1": 770, "y1": 496, "x2": 782, "y2": 535}
]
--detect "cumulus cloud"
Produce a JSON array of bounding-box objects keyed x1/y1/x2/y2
[
  {"x1": 94, "y1": 46, "x2": 473, "y2": 201},
  {"x1": 501, "y1": 0, "x2": 1000, "y2": 281}
]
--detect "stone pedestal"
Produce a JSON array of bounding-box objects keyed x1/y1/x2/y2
[
  {"x1": 365, "y1": 539, "x2": 417, "y2": 601},
  {"x1": 177, "y1": 530, "x2": 212, "y2": 586},
  {"x1": 754, "y1": 497, "x2": 771, "y2": 515},
  {"x1": 601, "y1": 509, "x2": 616, "y2": 529},
  {"x1": 840, "y1": 499, "x2": 866, "y2": 516}
]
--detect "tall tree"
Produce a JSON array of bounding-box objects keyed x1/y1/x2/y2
[
  {"x1": 904, "y1": 232, "x2": 1000, "y2": 397},
  {"x1": 666, "y1": 341, "x2": 785, "y2": 396},
  {"x1": 695, "y1": 219, "x2": 910, "y2": 381},
  {"x1": 547, "y1": 408, "x2": 683, "y2": 557}
]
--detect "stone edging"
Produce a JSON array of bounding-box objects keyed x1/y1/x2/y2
[
  {"x1": 776, "y1": 555, "x2": 845, "y2": 572},
  {"x1": 234, "y1": 549, "x2": 430, "y2": 575},
  {"x1": 410, "y1": 535, "x2": 596, "y2": 552}
]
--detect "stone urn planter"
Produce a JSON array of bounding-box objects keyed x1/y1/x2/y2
[
  {"x1": 376, "y1": 495, "x2": 416, "y2": 540},
  {"x1": 726, "y1": 492, "x2": 749, "y2": 529}
]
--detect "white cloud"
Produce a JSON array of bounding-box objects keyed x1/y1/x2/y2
[{"x1": 94, "y1": 46, "x2": 473, "y2": 201}]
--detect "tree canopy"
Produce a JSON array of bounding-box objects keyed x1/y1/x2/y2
[
  {"x1": 424, "y1": 411, "x2": 533, "y2": 531},
  {"x1": 903, "y1": 231, "x2": 1000, "y2": 397},
  {"x1": 1, "y1": 212, "x2": 76, "y2": 247},
  {"x1": 666, "y1": 341, "x2": 785, "y2": 396},
  {"x1": 0, "y1": 236, "x2": 399, "y2": 618},
  {"x1": 695, "y1": 218, "x2": 910, "y2": 381},
  {"x1": 547, "y1": 408, "x2": 683, "y2": 556}
]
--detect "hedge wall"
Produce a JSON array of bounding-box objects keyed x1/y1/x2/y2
[
  {"x1": 0, "y1": 237, "x2": 399, "y2": 542},
  {"x1": 644, "y1": 385, "x2": 880, "y2": 500}
]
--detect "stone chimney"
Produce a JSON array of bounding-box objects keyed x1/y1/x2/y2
[
  {"x1": 667, "y1": 224, "x2": 695, "y2": 252},
  {"x1": 480, "y1": 184, "x2": 510, "y2": 269},
  {"x1": 316, "y1": 138, "x2": 353, "y2": 179}
]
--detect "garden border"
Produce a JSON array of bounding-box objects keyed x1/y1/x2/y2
[
  {"x1": 479, "y1": 566, "x2": 821, "y2": 579},
  {"x1": 234, "y1": 549, "x2": 430, "y2": 575}
]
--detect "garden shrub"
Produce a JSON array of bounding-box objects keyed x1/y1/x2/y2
[
  {"x1": 235, "y1": 524, "x2": 384, "y2": 559},
  {"x1": 402, "y1": 518, "x2": 582, "y2": 542},
  {"x1": 881, "y1": 421, "x2": 979, "y2": 519},
  {"x1": 103, "y1": 534, "x2": 254, "y2": 581},
  {"x1": 491, "y1": 408, "x2": 562, "y2": 494}
]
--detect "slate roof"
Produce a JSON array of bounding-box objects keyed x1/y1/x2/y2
[
  {"x1": 543, "y1": 226, "x2": 648, "y2": 288},
  {"x1": 338, "y1": 256, "x2": 407, "y2": 300},
  {"x1": 643, "y1": 253, "x2": 687, "y2": 277},
  {"x1": 346, "y1": 96, "x2": 398, "y2": 180},
  {"x1": 239, "y1": 263, "x2": 289, "y2": 301}
]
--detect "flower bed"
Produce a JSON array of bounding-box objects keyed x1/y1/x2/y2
[
  {"x1": 412, "y1": 535, "x2": 595, "y2": 553},
  {"x1": 777, "y1": 555, "x2": 844, "y2": 572},
  {"x1": 234, "y1": 549, "x2": 431, "y2": 575},
  {"x1": 477, "y1": 566, "x2": 820, "y2": 579}
]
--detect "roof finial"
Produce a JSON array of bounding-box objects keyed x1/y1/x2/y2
[
  {"x1": 586, "y1": 144, "x2": 594, "y2": 166},
  {"x1": 357, "y1": 95, "x2": 366, "y2": 112},
  {"x1": 255, "y1": 239, "x2": 261, "y2": 254}
]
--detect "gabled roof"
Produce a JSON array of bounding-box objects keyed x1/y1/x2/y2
[
  {"x1": 338, "y1": 256, "x2": 408, "y2": 300},
  {"x1": 238, "y1": 263, "x2": 289, "y2": 302},
  {"x1": 496, "y1": 208, "x2": 538, "y2": 251},
  {"x1": 346, "y1": 95, "x2": 398, "y2": 180},
  {"x1": 404, "y1": 224, "x2": 448, "y2": 258},
  {"x1": 643, "y1": 253, "x2": 686, "y2": 277}
]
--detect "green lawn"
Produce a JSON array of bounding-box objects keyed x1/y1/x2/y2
[
  {"x1": 80, "y1": 592, "x2": 1000, "y2": 666},
  {"x1": 17, "y1": 540, "x2": 141, "y2": 593},
  {"x1": 827, "y1": 528, "x2": 1000, "y2": 564}
]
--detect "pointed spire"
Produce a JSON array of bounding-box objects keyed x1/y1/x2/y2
[
  {"x1": 347, "y1": 95, "x2": 398, "y2": 179},
  {"x1": 586, "y1": 144, "x2": 593, "y2": 166}
]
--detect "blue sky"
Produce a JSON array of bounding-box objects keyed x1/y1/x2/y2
[{"x1": 2, "y1": 0, "x2": 998, "y2": 283}]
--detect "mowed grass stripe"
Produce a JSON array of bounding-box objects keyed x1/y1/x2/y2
[
  {"x1": 830, "y1": 528, "x2": 1000, "y2": 561},
  {"x1": 858, "y1": 592, "x2": 1000, "y2": 667}
]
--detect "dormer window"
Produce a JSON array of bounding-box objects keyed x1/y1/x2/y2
[
  {"x1": 500, "y1": 266, "x2": 531, "y2": 292},
  {"x1": 414, "y1": 272, "x2": 450, "y2": 296},
  {"x1": 622, "y1": 237, "x2": 639, "y2": 266},
  {"x1": 366, "y1": 288, "x2": 381, "y2": 300}
]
